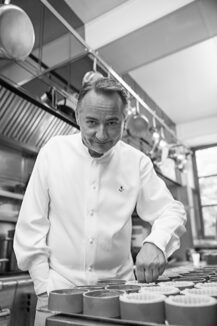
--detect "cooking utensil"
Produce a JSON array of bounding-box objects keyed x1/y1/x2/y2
[
  {"x1": 82, "y1": 71, "x2": 104, "y2": 86},
  {"x1": 126, "y1": 101, "x2": 149, "y2": 138},
  {"x1": 0, "y1": 3, "x2": 35, "y2": 60}
]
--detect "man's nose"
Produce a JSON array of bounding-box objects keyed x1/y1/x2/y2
[{"x1": 96, "y1": 125, "x2": 107, "y2": 140}]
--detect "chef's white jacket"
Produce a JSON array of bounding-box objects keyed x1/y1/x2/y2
[{"x1": 14, "y1": 133, "x2": 186, "y2": 295}]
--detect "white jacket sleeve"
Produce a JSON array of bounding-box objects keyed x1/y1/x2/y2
[
  {"x1": 136, "y1": 156, "x2": 186, "y2": 259},
  {"x1": 14, "y1": 146, "x2": 50, "y2": 295}
]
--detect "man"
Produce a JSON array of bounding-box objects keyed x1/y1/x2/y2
[{"x1": 14, "y1": 77, "x2": 186, "y2": 324}]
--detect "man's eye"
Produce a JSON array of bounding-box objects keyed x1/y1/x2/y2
[
  {"x1": 87, "y1": 121, "x2": 96, "y2": 126},
  {"x1": 107, "y1": 121, "x2": 118, "y2": 126}
]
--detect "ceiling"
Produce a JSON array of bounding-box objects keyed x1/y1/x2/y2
[{"x1": 1, "y1": 0, "x2": 217, "y2": 147}]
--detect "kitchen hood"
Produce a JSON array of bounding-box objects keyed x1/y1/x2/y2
[{"x1": 0, "y1": 78, "x2": 79, "y2": 153}]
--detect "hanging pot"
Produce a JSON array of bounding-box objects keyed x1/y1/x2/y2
[
  {"x1": 82, "y1": 70, "x2": 104, "y2": 86},
  {"x1": 126, "y1": 113, "x2": 149, "y2": 137},
  {"x1": 126, "y1": 101, "x2": 149, "y2": 138},
  {"x1": 0, "y1": 3, "x2": 35, "y2": 60}
]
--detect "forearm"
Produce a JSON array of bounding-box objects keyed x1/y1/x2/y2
[{"x1": 143, "y1": 200, "x2": 186, "y2": 258}]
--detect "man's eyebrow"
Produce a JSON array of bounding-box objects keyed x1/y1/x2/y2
[
  {"x1": 85, "y1": 116, "x2": 98, "y2": 120},
  {"x1": 106, "y1": 117, "x2": 120, "y2": 121}
]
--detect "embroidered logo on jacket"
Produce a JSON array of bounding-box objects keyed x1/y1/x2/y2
[{"x1": 118, "y1": 186, "x2": 124, "y2": 192}]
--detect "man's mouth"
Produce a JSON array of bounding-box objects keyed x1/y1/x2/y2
[{"x1": 95, "y1": 140, "x2": 110, "y2": 145}]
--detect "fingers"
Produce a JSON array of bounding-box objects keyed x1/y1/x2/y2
[
  {"x1": 144, "y1": 266, "x2": 161, "y2": 283},
  {"x1": 135, "y1": 243, "x2": 167, "y2": 283},
  {"x1": 136, "y1": 264, "x2": 160, "y2": 283},
  {"x1": 159, "y1": 264, "x2": 166, "y2": 276},
  {"x1": 136, "y1": 261, "x2": 165, "y2": 283},
  {"x1": 152, "y1": 267, "x2": 159, "y2": 281},
  {"x1": 145, "y1": 268, "x2": 153, "y2": 283},
  {"x1": 136, "y1": 265, "x2": 146, "y2": 283}
]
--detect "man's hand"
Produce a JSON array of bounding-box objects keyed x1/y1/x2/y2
[{"x1": 135, "y1": 242, "x2": 166, "y2": 283}]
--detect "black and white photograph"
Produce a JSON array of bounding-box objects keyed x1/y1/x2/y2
[{"x1": 0, "y1": 1, "x2": 217, "y2": 325}]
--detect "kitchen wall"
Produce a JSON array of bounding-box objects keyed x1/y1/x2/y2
[{"x1": 177, "y1": 115, "x2": 217, "y2": 147}]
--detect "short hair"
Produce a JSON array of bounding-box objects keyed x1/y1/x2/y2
[{"x1": 77, "y1": 77, "x2": 128, "y2": 115}]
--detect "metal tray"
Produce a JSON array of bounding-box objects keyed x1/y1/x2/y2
[
  {"x1": 41, "y1": 306, "x2": 178, "y2": 326},
  {"x1": 46, "y1": 312, "x2": 168, "y2": 326}
]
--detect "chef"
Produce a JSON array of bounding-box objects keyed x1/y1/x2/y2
[{"x1": 14, "y1": 76, "x2": 186, "y2": 326}]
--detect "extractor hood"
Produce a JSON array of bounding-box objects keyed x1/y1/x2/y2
[{"x1": 0, "y1": 78, "x2": 79, "y2": 153}]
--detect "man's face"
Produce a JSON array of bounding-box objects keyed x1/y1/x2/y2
[{"x1": 76, "y1": 90, "x2": 125, "y2": 157}]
